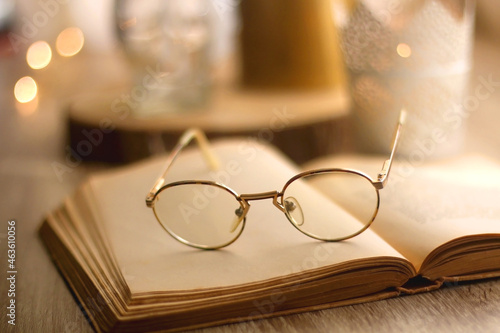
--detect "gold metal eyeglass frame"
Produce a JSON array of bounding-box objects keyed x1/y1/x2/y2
[{"x1": 146, "y1": 110, "x2": 406, "y2": 249}]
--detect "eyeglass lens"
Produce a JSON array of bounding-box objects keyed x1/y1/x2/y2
[
  {"x1": 153, "y1": 183, "x2": 245, "y2": 249},
  {"x1": 283, "y1": 171, "x2": 379, "y2": 241}
]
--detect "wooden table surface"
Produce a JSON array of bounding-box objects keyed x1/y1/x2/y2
[{"x1": 1, "y1": 34, "x2": 500, "y2": 333}]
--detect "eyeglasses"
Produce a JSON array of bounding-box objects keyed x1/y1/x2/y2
[{"x1": 146, "y1": 111, "x2": 405, "y2": 249}]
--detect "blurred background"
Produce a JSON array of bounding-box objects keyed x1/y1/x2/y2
[
  {"x1": 0, "y1": 0, "x2": 500, "y2": 173},
  {"x1": 1, "y1": 3, "x2": 500, "y2": 332}
]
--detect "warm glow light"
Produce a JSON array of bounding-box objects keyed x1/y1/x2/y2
[
  {"x1": 397, "y1": 43, "x2": 412, "y2": 58},
  {"x1": 14, "y1": 76, "x2": 38, "y2": 103},
  {"x1": 26, "y1": 41, "x2": 52, "y2": 69},
  {"x1": 56, "y1": 27, "x2": 85, "y2": 57}
]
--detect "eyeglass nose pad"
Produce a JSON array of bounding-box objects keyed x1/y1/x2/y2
[
  {"x1": 284, "y1": 197, "x2": 304, "y2": 227},
  {"x1": 229, "y1": 206, "x2": 245, "y2": 233}
]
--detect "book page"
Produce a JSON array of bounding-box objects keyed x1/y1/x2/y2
[
  {"x1": 305, "y1": 154, "x2": 500, "y2": 272},
  {"x1": 88, "y1": 139, "x2": 411, "y2": 294}
]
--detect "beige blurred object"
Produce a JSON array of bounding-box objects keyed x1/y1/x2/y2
[
  {"x1": 239, "y1": 0, "x2": 345, "y2": 90},
  {"x1": 335, "y1": 0, "x2": 475, "y2": 157}
]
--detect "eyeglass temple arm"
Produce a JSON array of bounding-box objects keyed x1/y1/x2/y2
[
  {"x1": 376, "y1": 109, "x2": 406, "y2": 189},
  {"x1": 146, "y1": 128, "x2": 219, "y2": 206}
]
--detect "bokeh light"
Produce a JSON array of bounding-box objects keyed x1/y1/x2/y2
[
  {"x1": 14, "y1": 76, "x2": 38, "y2": 103},
  {"x1": 56, "y1": 27, "x2": 85, "y2": 57},
  {"x1": 26, "y1": 41, "x2": 52, "y2": 69},
  {"x1": 397, "y1": 43, "x2": 412, "y2": 58}
]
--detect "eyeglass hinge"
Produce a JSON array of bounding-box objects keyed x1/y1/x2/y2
[
  {"x1": 145, "y1": 192, "x2": 156, "y2": 207},
  {"x1": 376, "y1": 159, "x2": 391, "y2": 188}
]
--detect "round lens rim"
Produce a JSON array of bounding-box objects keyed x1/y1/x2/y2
[
  {"x1": 280, "y1": 168, "x2": 380, "y2": 242},
  {"x1": 152, "y1": 180, "x2": 248, "y2": 250}
]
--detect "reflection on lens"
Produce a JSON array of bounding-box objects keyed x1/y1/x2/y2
[
  {"x1": 283, "y1": 171, "x2": 378, "y2": 241},
  {"x1": 153, "y1": 183, "x2": 244, "y2": 249}
]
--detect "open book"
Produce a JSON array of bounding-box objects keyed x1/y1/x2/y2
[{"x1": 39, "y1": 137, "x2": 500, "y2": 333}]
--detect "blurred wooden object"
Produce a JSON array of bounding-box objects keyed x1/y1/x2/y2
[
  {"x1": 239, "y1": 0, "x2": 345, "y2": 90},
  {"x1": 67, "y1": 86, "x2": 350, "y2": 164}
]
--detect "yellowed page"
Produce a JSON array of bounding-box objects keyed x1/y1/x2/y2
[
  {"x1": 88, "y1": 139, "x2": 409, "y2": 294},
  {"x1": 305, "y1": 154, "x2": 500, "y2": 272}
]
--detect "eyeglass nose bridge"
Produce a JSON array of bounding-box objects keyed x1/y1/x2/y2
[{"x1": 239, "y1": 190, "x2": 286, "y2": 213}]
